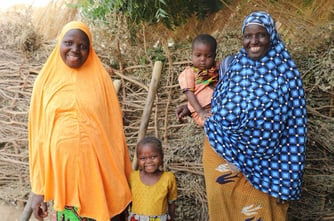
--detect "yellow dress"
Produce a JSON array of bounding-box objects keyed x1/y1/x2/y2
[{"x1": 129, "y1": 170, "x2": 177, "y2": 218}]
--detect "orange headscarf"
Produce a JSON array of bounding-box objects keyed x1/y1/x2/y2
[{"x1": 28, "y1": 21, "x2": 132, "y2": 220}]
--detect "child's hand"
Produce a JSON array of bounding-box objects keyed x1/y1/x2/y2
[{"x1": 175, "y1": 104, "x2": 190, "y2": 123}]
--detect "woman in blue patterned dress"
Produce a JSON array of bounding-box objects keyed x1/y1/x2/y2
[{"x1": 176, "y1": 11, "x2": 307, "y2": 220}]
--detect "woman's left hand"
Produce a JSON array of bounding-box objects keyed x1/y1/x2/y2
[{"x1": 31, "y1": 193, "x2": 48, "y2": 221}]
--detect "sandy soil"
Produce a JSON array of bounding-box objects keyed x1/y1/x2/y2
[
  {"x1": 0, "y1": 203, "x2": 53, "y2": 221},
  {"x1": 0, "y1": 204, "x2": 26, "y2": 221}
]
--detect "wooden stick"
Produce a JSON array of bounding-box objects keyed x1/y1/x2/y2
[
  {"x1": 132, "y1": 61, "x2": 163, "y2": 170},
  {"x1": 19, "y1": 192, "x2": 33, "y2": 221},
  {"x1": 113, "y1": 70, "x2": 149, "y2": 91},
  {"x1": 113, "y1": 79, "x2": 122, "y2": 94}
]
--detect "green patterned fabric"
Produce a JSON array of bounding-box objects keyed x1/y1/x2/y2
[{"x1": 56, "y1": 206, "x2": 94, "y2": 221}]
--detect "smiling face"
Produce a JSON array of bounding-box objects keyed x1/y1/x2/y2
[
  {"x1": 242, "y1": 24, "x2": 270, "y2": 61},
  {"x1": 60, "y1": 29, "x2": 90, "y2": 68},
  {"x1": 137, "y1": 143, "x2": 163, "y2": 174},
  {"x1": 192, "y1": 42, "x2": 216, "y2": 70}
]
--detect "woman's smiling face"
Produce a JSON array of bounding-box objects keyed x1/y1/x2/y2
[
  {"x1": 242, "y1": 24, "x2": 270, "y2": 61},
  {"x1": 60, "y1": 29, "x2": 90, "y2": 68}
]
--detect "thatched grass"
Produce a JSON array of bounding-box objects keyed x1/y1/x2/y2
[{"x1": 0, "y1": 0, "x2": 333, "y2": 220}]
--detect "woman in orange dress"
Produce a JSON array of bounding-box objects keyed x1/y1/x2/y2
[{"x1": 28, "y1": 21, "x2": 132, "y2": 221}]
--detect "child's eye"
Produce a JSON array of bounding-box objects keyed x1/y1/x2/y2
[
  {"x1": 139, "y1": 155, "x2": 158, "y2": 161},
  {"x1": 150, "y1": 155, "x2": 158, "y2": 160},
  {"x1": 63, "y1": 41, "x2": 72, "y2": 46}
]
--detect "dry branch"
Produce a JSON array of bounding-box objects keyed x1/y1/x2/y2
[
  {"x1": 1, "y1": 1, "x2": 334, "y2": 220},
  {"x1": 132, "y1": 61, "x2": 163, "y2": 169}
]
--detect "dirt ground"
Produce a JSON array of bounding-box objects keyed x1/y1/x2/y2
[
  {"x1": 0, "y1": 203, "x2": 54, "y2": 221},
  {"x1": 0, "y1": 203, "x2": 26, "y2": 221}
]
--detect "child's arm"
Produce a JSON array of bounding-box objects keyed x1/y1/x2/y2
[
  {"x1": 167, "y1": 172, "x2": 177, "y2": 221},
  {"x1": 168, "y1": 201, "x2": 176, "y2": 221},
  {"x1": 178, "y1": 67, "x2": 204, "y2": 117},
  {"x1": 183, "y1": 90, "x2": 209, "y2": 120},
  {"x1": 124, "y1": 203, "x2": 130, "y2": 220}
]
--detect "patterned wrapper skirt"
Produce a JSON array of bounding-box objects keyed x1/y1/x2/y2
[
  {"x1": 202, "y1": 137, "x2": 289, "y2": 221},
  {"x1": 128, "y1": 213, "x2": 170, "y2": 221},
  {"x1": 54, "y1": 206, "x2": 124, "y2": 221}
]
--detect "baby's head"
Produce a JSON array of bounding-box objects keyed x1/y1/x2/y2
[
  {"x1": 191, "y1": 34, "x2": 217, "y2": 70},
  {"x1": 136, "y1": 136, "x2": 164, "y2": 173}
]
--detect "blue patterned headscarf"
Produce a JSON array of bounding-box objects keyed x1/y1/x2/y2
[{"x1": 204, "y1": 11, "x2": 307, "y2": 200}]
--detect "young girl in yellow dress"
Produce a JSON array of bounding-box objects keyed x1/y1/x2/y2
[{"x1": 128, "y1": 136, "x2": 178, "y2": 221}]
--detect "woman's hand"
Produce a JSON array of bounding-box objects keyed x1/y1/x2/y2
[
  {"x1": 199, "y1": 109, "x2": 211, "y2": 121},
  {"x1": 31, "y1": 193, "x2": 48, "y2": 221}
]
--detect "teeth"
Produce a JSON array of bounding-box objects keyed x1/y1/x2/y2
[
  {"x1": 250, "y1": 47, "x2": 260, "y2": 52},
  {"x1": 67, "y1": 55, "x2": 80, "y2": 62},
  {"x1": 68, "y1": 54, "x2": 79, "y2": 58}
]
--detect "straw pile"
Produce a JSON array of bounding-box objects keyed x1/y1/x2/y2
[{"x1": 0, "y1": 0, "x2": 333, "y2": 220}]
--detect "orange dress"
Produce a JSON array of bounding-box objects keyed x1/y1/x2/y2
[{"x1": 28, "y1": 21, "x2": 132, "y2": 221}]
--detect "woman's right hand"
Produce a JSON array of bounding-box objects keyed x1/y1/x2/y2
[
  {"x1": 31, "y1": 193, "x2": 48, "y2": 221},
  {"x1": 199, "y1": 109, "x2": 211, "y2": 122}
]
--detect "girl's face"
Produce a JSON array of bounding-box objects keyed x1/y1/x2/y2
[
  {"x1": 242, "y1": 24, "x2": 270, "y2": 61},
  {"x1": 192, "y1": 42, "x2": 216, "y2": 70},
  {"x1": 60, "y1": 29, "x2": 90, "y2": 68},
  {"x1": 137, "y1": 143, "x2": 162, "y2": 174}
]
